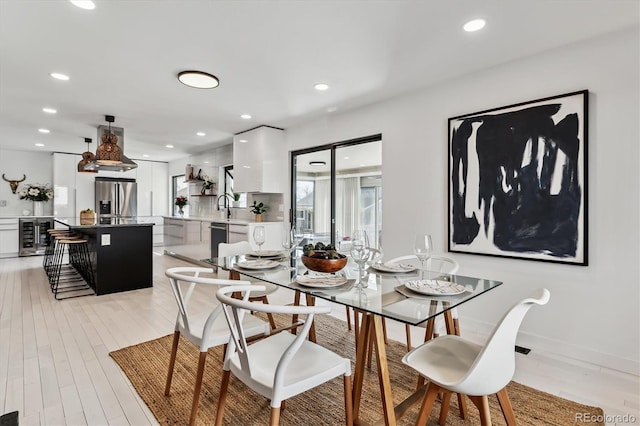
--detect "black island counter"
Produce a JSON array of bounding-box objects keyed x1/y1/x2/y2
[{"x1": 55, "y1": 218, "x2": 153, "y2": 295}]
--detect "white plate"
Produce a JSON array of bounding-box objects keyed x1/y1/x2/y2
[
  {"x1": 370, "y1": 262, "x2": 416, "y2": 273},
  {"x1": 295, "y1": 275, "x2": 348, "y2": 288},
  {"x1": 404, "y1": 280, "x2": 466, "y2": 296},
  {"x1": 235, "y1": 259, "x2": 280, "y2": 270},
  {"x1": 247, "y1": 250, "x2": 283, "y2": 258}
]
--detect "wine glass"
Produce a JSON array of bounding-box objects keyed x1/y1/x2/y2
[
  {"x1": 414, "y1": 234, "x2": 433, "y2": 279},
  {"x1": 282, "y1": 227, "x2": 296, "y2": 271},
  {"x1": 350, "y1": 230, "x2": 370, "y2": 288},
  {"x1": 253, "y1": 226, "x2": 265, "y2": 257}
]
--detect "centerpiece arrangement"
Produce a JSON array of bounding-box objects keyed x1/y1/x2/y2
[
  {"x1": 18, "y1": 182, "x2": 53, "y2": 216},
  {"x1": 302, "y1": 242, "x2": 347, "y2": 273},
  {"x1": 175, "y1": 196, "x2": 188, "y2": 216}
]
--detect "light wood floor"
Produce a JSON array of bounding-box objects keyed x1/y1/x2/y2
[{"x1": 1, "y1": 253, "x2": 638, "y2": 425}]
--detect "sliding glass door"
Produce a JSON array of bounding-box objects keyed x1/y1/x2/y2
[{"x1": 291, "y1": 135, "x2": 382, "y2": 249}]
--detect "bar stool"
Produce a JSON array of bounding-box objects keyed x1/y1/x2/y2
[{"x1": 48, "y1": 233, "x2": 95, "y2": 300}]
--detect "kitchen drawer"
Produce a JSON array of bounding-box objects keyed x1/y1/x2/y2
[{"x1": 228, "y1": 224, "x2": 248, "y2": 234}]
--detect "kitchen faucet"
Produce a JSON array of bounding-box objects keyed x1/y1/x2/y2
[{"x1": 216, "y1": 194, "x2": 231, "y2": 219}]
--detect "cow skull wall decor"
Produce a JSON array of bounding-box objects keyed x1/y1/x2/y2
[{"x1": 2, "y1": 174, "x2": 26, "y2": 193}]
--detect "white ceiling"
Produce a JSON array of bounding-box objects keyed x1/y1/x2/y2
[{"x1": 0, "y1": 0, "x2": 637, "y2": 163}]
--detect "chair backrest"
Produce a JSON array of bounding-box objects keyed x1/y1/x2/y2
[
  {"x1": 216, "y1": 285, "x2": 330, "y2": 385},
  {"x1": 165, "y1": 267, "x2": 250, "y2": 342},
  {"x1": 456, "y1": 288, "x2": 550, "y2": 395},
  {"x1": 218, "y1": 241, "x2": 253, "y2": 279},
  {"x1": 366, "y1": 248, "x2": 384, "y2": 266},
  {"x1": 386, "y1": 254, "x2": 460, "y2": 274}
]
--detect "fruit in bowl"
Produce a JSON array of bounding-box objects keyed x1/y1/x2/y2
[{"x1": 301, "y1": 243, "x2": 347, "y2": 273}]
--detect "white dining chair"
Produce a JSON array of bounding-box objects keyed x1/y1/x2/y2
[
  {"x1": 164, "y1": 267, "x2": 270, "y2": 426},
  {"x1": 402, "y1": 288, "x2": 550, "y2": 425},
  {"x1": 215, "y1": 284, "x2": 353, "y2": 426},
  {"x1": 218, "y1": 241, "x2": 280, "y2": 329}
]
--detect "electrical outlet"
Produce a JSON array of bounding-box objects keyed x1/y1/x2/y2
[
  {"x1": 101, "y1": 234, "x2": 111, "y2": 246},
  {"x1": 0, "y1": 200, "x2": 6, "y2": 207}
]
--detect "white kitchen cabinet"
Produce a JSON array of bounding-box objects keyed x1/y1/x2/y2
[
  {"x1": 0, "y1": 218, "x2": 19, "y2": 258},
  {"x1": 151, "y1": 162, "x2": 169, "y2": 216},
  {"x1": 233, "y1": 126, "x2": 285, "y2": 193},
  {"x1": 163, "y1": 217, "x2": 185, "y2": 246},
  {"x1": 136, "y1": 160, "x2": 153, "y2": 217},
  {"x1": 53, "y1": 153, "x2": 78, "y2": 218}
]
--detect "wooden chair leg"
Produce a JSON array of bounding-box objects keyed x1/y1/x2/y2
[
  {"x1": 405, "y1": 324, "x2": 412, "y2": 351},
  {"x1": 214, "y1": 369, "x2": 231, "y2": 426},
  {"x1": 189, "y1": 351, "x2": 208, "y2": 426},
  {"x1": 260, "y1": 295, "x2": 277, "y2": 329},
  {"x1": 438, "y1": 391, "x2": 452, "y2": 425},
  {"x1": 269, "y1": 406, "x2": 281, "y2": 426},
  {"x1": 291, "y1": 291, "x2": 301, "y2": 334},
  {"x1": 305, "y1": 294, "x2": 317, "y2": 343},
  {"x1": 164, "y1": 331, "x2": 180, "y2": 396},
  {"x1": 346, "y1": 306, "x2": 352, "y2": 330},
  {"x1": 344, "y1": 374, "x2": 354, "y2": 426},
  {"x1": 468, "y1": 395, "x2": 492, "y2": 426},
  {"x1": 415, "y1": 382, "x2": 441, "y2": 426},
  {"x1": 496, "y1": 388, "x2": 517, "y2": 425}
]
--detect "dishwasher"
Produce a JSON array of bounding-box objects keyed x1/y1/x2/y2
[{"x1": 210, "y1": 222, "x2": 228, "y2": 258}]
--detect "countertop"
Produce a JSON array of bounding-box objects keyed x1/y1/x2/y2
[
  {"x1": 55, "y1": 218, "x2": 155, "y2": 227},
  {"x1": 162, "y1": 216, "x2": 281, "y2": 225}
]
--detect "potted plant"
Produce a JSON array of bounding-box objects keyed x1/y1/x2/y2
[
  {"x1": 250, "y1": 201, "x2": 267, "y2": 222},
  {"x1": 201, "y1": 179, "x2": 215, "y2": 195},
  {"x1": 18, "y1": 182, "x2": 53, "y2": 216},
  {"x1": 226, "y1": 191, "x2": 241, "y2": 207},
  {"x1": 175, "y1": 196, "x2": 188, "y2": 216}
]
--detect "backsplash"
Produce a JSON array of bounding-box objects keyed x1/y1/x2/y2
[{"x1": 188, "y1": 192, "x2": 284, "y2": 222}]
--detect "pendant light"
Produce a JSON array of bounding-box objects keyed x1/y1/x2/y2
[
  {"x1": 95, "y1": 115, "x2": 122, "y2": 164},
  {"x1": 77, "y1": 137, "x2": 98, "y2": 173}
]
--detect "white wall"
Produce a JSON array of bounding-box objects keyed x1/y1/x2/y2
[
  {"x1": 285, "y1": 28, "x2": 639, "y2": 374},
  {"x1": 0, "y1": 149, "x2": 53, "y2": 216}
]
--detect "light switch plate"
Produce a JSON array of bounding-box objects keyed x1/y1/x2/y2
[{"x1": 101, "y1": 234, "x2": 111, "y2": 246}]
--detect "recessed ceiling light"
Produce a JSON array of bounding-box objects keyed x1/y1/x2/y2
[
  {"x1": 343, "y1": 156, "x2": 349, "y2": 160},
  {"x1": 239, "y1": 139, "x2": 248, "y2": 143},
  {"x1": 240, "y1": 114, "x2": 252, "y2": 120},
  {"x1": 327, "y1": 106, "x2": 338, "y2": 113},
  {"x1": 463, "y1": 18, "x2": 486, "y2": 32},
  {"x1": 50, "y1": 72, "x2": 70, "y2": 81},
  {"x1": 35, "y1": 143, "x2": 45, "y2": 147},
  {"x1": 359, "y1": 164, "x2": 365, "y2": 167},
  {"x1": 243, "y1": 165, "x2": 251, "y2": 169},
  {"x1": 69, "y1": 0, "x2": 96, "y2": 10},
  {"x1": 143, "y1": 154, "x2": 149, "y2": 158},
  {"x1": 38, "y1": 128, "x2": 50, "y2": 133},
  {"x1": 42, "y1": 107, "x2": 57, "y2": 114},
  {"x1": 310, "y1": 161, "x2": 326, "y2": 166},
  {"x1": 196, "y1": 132, "x2": 206, "y2": 137},
  {"x1": 203, "y1": 161, "x2": 209, "y2": 164},
  {"x1": 166, "y1": 144, "x2": 174, "y2": 148},
  {"x1": 177, "y1": 71, "x2": 219, "y2": 89},
  {"x1": 314, "y1": 83, "x2": 329, "y2": 91}
]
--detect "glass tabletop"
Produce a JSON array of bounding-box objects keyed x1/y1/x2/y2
[{"x1": 202, "y1": 254, "x2": 502, "y2": 326}]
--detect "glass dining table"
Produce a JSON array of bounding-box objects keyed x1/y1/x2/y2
[{"x1": 202, "y1": 253, "x2": 502, "y2": 425}]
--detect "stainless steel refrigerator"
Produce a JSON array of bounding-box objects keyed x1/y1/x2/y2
[{"x1": 95, "y1": 177, "x2": 137, "y2": 222}]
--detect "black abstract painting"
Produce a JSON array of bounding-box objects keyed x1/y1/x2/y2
[{"x1": 448, "y1": 90, "x2": 588, "y2": 265}]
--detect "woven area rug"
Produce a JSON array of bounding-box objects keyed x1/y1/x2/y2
[{"x1": 110, "y1": 314, "x2": 604, "y2": 425}]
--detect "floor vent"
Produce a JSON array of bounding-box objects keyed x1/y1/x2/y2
[{"x1": 515, "y1": 345, "x2": 531, "y2": 355}]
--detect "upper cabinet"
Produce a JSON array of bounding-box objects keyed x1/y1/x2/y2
[{"x1": 233, "y1": 126, "x2": 285, "y2": 193}]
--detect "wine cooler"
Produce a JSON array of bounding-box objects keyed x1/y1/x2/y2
[{"x1": 19, "y1": 217, "x2": 54, "y2": 256}]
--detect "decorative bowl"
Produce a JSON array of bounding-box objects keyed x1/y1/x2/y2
[{"x1": 301, "y1": 252, "x2": 348, "y2": 273}]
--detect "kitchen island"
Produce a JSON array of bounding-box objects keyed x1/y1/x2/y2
[{"x1": 55, "y1": 218, "x2": 153, "y2": 295}]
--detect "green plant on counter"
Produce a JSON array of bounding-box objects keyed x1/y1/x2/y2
[
  {"x1": 250, "y1": 201, "x2": 267, "y2": 214},
  {"x1": 81, "y1": 209, "x2": 94, "y2": 213}
]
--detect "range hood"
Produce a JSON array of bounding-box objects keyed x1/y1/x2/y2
[{"x1": 83, "y1": 119, "x2": 138, "y2": 172}]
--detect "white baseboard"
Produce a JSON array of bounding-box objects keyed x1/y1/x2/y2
[{"x1": 460, "y1": 316, "x2": 639, "y2": 376}]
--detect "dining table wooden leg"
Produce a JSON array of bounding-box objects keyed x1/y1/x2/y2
[
  {"x1": 352, "y1": 312, "x2": 372, "y2": 423},
  {"x1": 372, "y1": 314, "x2": 397, "y2": 425},
  {"x1": 305, "y1": 293, "x2": 317, "y2": 343}
]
